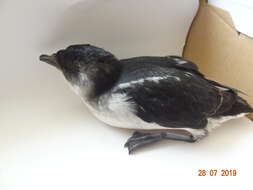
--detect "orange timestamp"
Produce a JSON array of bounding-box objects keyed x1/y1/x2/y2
[{"x1": 198, "y1": 169, "x2": 237, "y2": 176}]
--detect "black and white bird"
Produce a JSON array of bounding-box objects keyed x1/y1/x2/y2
[{"x1": 39, "y1": 44, "x2": 253, "y2": 154}]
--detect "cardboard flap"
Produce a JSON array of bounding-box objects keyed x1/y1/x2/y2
[
  {"x1": 208, "y1": 4, "x2": 235, "y2": 29},
  {"x1": 183, "y1": 0, "x2": 253, "y2": 119}
]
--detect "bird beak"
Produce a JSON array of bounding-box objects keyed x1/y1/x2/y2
[{"x1": 39, "y1": 54, "x2": 58, "y2": 68}]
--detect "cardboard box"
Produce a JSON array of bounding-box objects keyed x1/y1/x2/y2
[{"x1": 183, "y1": 0, "x2": 253, "y2": 119}]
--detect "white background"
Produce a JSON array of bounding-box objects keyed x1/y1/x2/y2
[
  {"x1": 210, "y1": 0, "x2": 253, "y2": 38},
  {"x1": 1, "y1": 0, "x2": 253, "y2": 189}
]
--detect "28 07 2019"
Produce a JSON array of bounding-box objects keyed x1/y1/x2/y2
[{"x1": 198, "y1": 169, "x2": 237, "y2": 176}]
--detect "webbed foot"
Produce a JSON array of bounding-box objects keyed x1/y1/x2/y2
[{"x1": 124, "y1": 131, "x2": 197, "y2": 154}]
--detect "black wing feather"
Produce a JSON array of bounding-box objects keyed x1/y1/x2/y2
[
  {"x1": 120, "y1": 56, "x2": 199, "y2": 71},
  {"x1": 115, "y1": 66, "x2": 221, "y2": 129},
  {"x1": 116, "y1": 56, "x2": 245, "y2": 129},
  {"x1": 122, "y1": 56, "x2": 244, "y2": 94}
]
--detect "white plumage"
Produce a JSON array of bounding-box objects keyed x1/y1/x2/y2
[{"x1": 69, "y1": 81, "x2": 247, "y2": 140}]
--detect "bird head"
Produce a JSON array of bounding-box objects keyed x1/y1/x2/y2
[{"x1": 39, "y1": 44, "x2": 122, "y2": 98}]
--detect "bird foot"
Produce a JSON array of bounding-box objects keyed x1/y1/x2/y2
[
  {"x1": 124, "y1": 131, "x2": 163, "y2": 154},
  {"x1": 124, "y1": 130, "x2": 198, "y2": 154}
]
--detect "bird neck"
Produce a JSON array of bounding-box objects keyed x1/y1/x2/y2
[{"x1": 86, "y1": 58, "x2": 123, "y2": 100}]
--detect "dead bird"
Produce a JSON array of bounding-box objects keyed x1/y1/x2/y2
[{"x1": 39, "y1": 44, "x2": 253, "y2": 154}]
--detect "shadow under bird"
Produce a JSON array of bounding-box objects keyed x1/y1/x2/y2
[{"x1": 39, "y1": 44, "x2": 253, "y2": 154}]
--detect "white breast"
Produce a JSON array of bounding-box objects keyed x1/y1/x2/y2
[
  {"x1": 84, "y1": 92, "x2": 167, "y2": 130},
  {"x1": 66, "y1": 79, "x2": 147, "y2": 129},
  {"x1": 68, "y1": 82, "x2": 167, "y2": 130},
  {"x1": 68, "y1": 82, "x2": 248, "y2": 136}
]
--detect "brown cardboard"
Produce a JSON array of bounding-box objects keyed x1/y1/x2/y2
[{"x1": 183, "y1": 0, "x2": 253, "y2": 119}]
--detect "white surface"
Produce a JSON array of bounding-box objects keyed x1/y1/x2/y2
[
  {"x1": 1, "y1": 0, "x2": 253, "y2": 189},
  {"x1": 210, "y1": 0, "x2": 253, "y2": 38}
]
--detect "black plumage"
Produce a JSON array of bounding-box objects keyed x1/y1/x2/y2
[
  {"x1": 116, "y1": 56, "x2": 251, "y2": 129},
  {"x1": 40, "y1": 44, "x2": 253, "y2": 154}
]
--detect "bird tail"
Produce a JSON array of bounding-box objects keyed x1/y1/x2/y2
[
  {"x1": 223, "y1": 95, "x2": 253, "y2": 116},
  {"x1": 217, "y1": 90, "x2": 253, "y2": 117},
  {"x1": 206, "y1": 78, "x2": 252, "y2": 117}
]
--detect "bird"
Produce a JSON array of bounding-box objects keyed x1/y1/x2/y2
[{"x1": 39, "y1": 44, "x2": 253, "y2": 154}]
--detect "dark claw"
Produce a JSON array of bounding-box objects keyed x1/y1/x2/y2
[
  {"x1": 124, "y1": 131, "x2": 149, "y2": 147},
  {"x1": 124, "y1": 141, "x2": 129, "y2": 148},
  {"x1": 124, "y1": 132, "x2": 144, "y2": 153},
  {"x1": 125, "y1": 140, "x2": 144, "y2": 154},
  {"x1": 124, "y1": 132, "x2": 163, "y2": 154}
]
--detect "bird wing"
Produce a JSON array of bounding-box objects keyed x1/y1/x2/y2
[
  {"x1": 121, "y1": 56, "x2": 244, "y2": 94},
  {"x1": 120, "y1": 56, "x2": 199, "y2": 71},
  {"x1": 114, "y1": 64, "x2": 222, "y2": 129}
]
